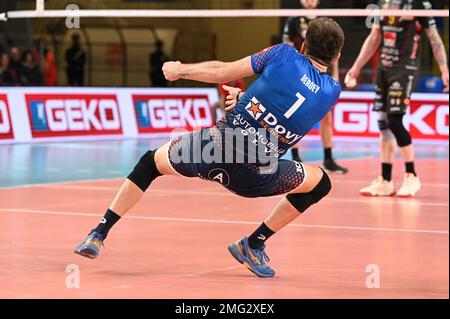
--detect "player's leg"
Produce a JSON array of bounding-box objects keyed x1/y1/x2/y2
[
  {"x1": 261, "y1": 164, "x2": 327, "y2": 231},
  {"x1": 360, "y1": 112, "x2": 396, "y2": 196},
  {"x1": 319, "y1": 111, "x2": 348, "y2": 174},
  {"x1": 387, "y1": 71, "x2": 420, "y2": 197},
  {"x1": 74, "y1": 141, "x2": 177, "y2": 258},
  {"x1": 290, "y1": 144, "x2": 302, "y2": 162},
  {"x1": 387, "y1": 112, "x2": 421, "y2": 197},
  {"x1": 228, "y1": 163, "x2": 330, "y2": 278},
  {"x1": 360, "y1": 69, "x2": 395, "y2": 196}
]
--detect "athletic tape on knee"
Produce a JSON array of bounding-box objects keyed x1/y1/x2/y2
[
  {"x1": 387, "y1": 114, "x2": 411, "y2": 147},
  {"x1": 127, "y1": 149, "x2": 162, "y2": 192},
  {"x1": 286, "y1": 169, "x2": 331, "y2": 213}
]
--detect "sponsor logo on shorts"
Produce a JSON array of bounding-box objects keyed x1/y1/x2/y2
[
  {"x1": 133, "y1": 94, "x2": 213, "y2": 133},
  {"x1": 25, "y1": 94, "x2": 122, "y2": 138},
  {"x1": 0, "y1": 94, "x2": 14, "y2": 140},
  {"x1": 207, "y1": 168, "x2": 230, "y2": 186}
]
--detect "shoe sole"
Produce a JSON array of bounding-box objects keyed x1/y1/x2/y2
[
  {"x1": 74, "y1": 246, "x2": 98, "y2": 259},
  {"x1": 396, "y1": 193, "x2": 415, "y2": 198},
  {"x1": 360, "y1": 191, "x2": 395, "y2": 197},
  {"x1": 227, "y1": 244, "x2": 274, "y2": 278}
]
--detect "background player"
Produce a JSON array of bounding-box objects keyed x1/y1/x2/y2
[
  {"x1": 346, "y1": 0, "x2": 449, "y2": 197},
  {"x1": 283, "y1": 0, "x2": 348, "y2": 174},
  {"x1": 74, "y1": 18, "x2": 344, "y2": 278}
]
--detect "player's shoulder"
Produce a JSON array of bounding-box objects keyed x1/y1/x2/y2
[
  {"x1": 329, "y1": 77, "x2": 342, "y2": 99},
  {"x1": 267, "y1": 43, "x2": 301, "y2": 60},
  {"x1": 321, "y1": 74, "x2": 342, "y2": 99},
  {"x1": 412, "y1": 0, "x2": 433, "y2": 9}
]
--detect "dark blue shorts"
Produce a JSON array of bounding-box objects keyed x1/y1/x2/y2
[{"x1": 167, "y1": 128, "x2": 305, "y2": 198}]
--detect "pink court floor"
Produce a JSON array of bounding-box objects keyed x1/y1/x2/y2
[{"x1": 0, "y1": 154, "x2": 448, "y2": 298}]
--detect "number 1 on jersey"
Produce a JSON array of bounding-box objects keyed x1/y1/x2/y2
[{"x1": 284, "y1": 92, "x2": 306, "y2": 119}]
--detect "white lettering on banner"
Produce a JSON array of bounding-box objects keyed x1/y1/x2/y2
[
  {"x1": 146, "y1": 98, "x2": 210, "y2": 129},
  {"x1": 192, "y1": 99, "x2": 211, "y2": 127},
  {"x1": 66, "y1": 99, "x2": 84, "y2": 131},
  {"x1": 45, "y1": 99, "x2": 120, "y2": 132},
  {"x1": 334, "y1": 103, "x2": 370, "y2": 133},
  {"x1": 0, "y1": 100, "x2": 11, "y2": 134},
  {"x1": 436, "y1": 106, "x2": 449, "y2": 136},
  {"x1": 404, "y1": 104, "x2": 435, "y2": 135},
  {"x1": 333, "y1": 100, "x2": 449, "y2": 137},
  {"x1": 47, "y1": 100, "x2": 67, "y2": 131},
  {"x1": 98, "y1": 100, "x2": 120, "y2": 130}
]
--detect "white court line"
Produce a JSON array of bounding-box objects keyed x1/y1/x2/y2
[
  {"x1": 33, "y1": 184, "x2": 449, "y2": 208},
  {"x1": 332, "y1": 179, "x2": 449, "y2": 188},
  {"x1": 0, "y1": 177, "x2": 124, "y2": 190},
  {"x1": 0, "y1": 208, "x2": 447, "y2": 235},
  {"x1": 75, "y1": 168, "x2": 93, "y2": 174},
  {"x1": 107, "y1": 170, "x2": 123, "y2": 175}
]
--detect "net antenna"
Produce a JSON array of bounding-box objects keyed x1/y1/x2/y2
[{"x1": 0, "y1": 7, "x2": 448, "y2": 21}]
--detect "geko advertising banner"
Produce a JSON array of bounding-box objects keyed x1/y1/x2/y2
[
  {"x1": 0, "y1": 94, "x2": 14, "y2": 140},
  {"x1": 0, "y1": 88, "x2": 447, "y2": 143}
]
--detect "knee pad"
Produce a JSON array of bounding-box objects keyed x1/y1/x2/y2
[
  {"x1": 127, "y1": 149, "x2": 162, "y2": 192},
  {"x1": 387, "y1": 114, "x2": 411, "y2": 147},
  {"x1": 378, "y1": 112, "x2": 395, "y2": 141},
  {"x1": 286, "y1": 169, "x2": 332, "y2": 213}
]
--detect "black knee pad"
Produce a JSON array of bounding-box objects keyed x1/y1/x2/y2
[
  {"x1": 387, "y1": 114, "x2": 411, "y2": 147},
  {"x1": 127, "y1": 149, "x2": 162, "y2": 192},
  {"x1": 286, "y1": 169, "x2": 332, "y2": 213}
]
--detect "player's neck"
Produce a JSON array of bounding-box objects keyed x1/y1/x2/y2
[{"x1": 306, "y1": 56, "x2": 328, "y2": 73}]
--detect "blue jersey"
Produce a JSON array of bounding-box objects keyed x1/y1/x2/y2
[{"x1": 225, "y1": 44, "x2": 341, "y2": 158}]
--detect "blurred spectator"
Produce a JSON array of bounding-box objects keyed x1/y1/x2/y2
[
  {"x1": 43, "y1": 44, "x2": 58, "y2": 86},
  {"x1": 65, "y1": 34, "x2": 86, "y2": 86},
  {"x1": 149, "y1": 40, "x2": 169, "y2": 87},
  {"x1": 0, "y1": 52, "x2": 20, "y2": 86},
  {"x1": 9, "y1": 47, "x2": 21, "y2": 75},
  {"x1": 19, "y1": 50, "x2": 44, "y2": 86}
]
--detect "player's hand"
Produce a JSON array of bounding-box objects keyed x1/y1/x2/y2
[
  {"x1": 222, "y1": 85, "x2": 243, "y2": 111},
  {"x1": 344, "y1": 67, "x2": 360, "y2": 89},
  {"x1": 441, "y1": 70, "x2": 449, "y2": 93},
  {"x1": 162, "y1": 61, "x2": 181, "y2": 81}
]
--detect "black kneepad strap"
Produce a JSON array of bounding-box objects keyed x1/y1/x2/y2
[
  {"x1": 387, "y1": 114, "x2": 411, "y2": 147},
  {"x1": 127, "y1": 150, "x2": 162, "y2": 192},
  {"x1": 286, "y1": 169, "x2": 332, "y2": 213}
]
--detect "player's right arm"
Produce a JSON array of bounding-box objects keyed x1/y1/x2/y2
[
  {"x1": 163, "y1": 44, "x2": 294, "y2": 85},
  {"x1": 345, "y1": 26, "x2": 382, "y2": 87},
  {"x1": 162, "y1": 57, "x2": 254, "y2": 84}
]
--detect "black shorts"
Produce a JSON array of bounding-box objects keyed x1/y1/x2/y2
[
  {"x1": 167, "y1": 128, "x2": 306, "y2": 198},
  {"x1": 373, "y1": 66, "x2": 416, "y2": 115}
]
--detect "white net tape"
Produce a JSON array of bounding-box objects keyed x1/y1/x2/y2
[{"x1": 1, "y1": 8, "x2": 448, "y2": 21}]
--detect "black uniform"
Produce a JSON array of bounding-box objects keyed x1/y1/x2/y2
[
  {"x1": 282, "y1": 16, "x2": 313, "y2": 51},
  {"x1": 374, "y1": 0, "x2": 436, "y2": 114}
]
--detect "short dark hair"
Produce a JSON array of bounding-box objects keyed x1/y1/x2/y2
[{"x1": 305, "y1": 18, "x2": 344, "y2": 66}]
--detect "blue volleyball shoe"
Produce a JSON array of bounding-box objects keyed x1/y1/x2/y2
[
  {"x1": 228, "y1": 237, "x2": 275, "y2": 278},
  {"x1": 74, "y1": 231, "x2": 104, "y2": 259}
]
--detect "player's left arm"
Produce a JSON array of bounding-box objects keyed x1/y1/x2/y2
[
  {"x1": 425, "y1": 27, "x2": 449, "y2": 92},
  {"x1": 162, "y1": 57, "x2": 254, "y2": 84}
]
